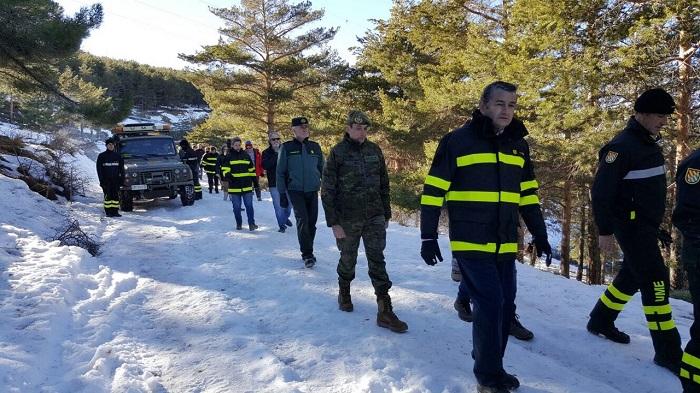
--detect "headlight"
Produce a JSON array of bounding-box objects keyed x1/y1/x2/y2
[
  {"x1": 174, "y1": 168, "x2": 181, "y2": 174},
  {"x1": 131, "y1": 172, "x2": 138, "y2": 178}
]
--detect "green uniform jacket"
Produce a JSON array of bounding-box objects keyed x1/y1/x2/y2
[
  {"x1": 276, "y1": 137, "x2": 324, "y2": 194},
  {"x1": 321, "y1": 134, "x2": 391, "y2": 227}
]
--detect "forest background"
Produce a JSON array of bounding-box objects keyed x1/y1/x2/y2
[{"x1": 1, "y1": 0, "x2": 698, "y2": 289}]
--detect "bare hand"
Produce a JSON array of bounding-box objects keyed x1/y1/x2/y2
[
  {"x1": 332, "y1": 225, "x2": 346, "y2": 239},
  {"x1": 598, "y1": 235, "x2": 617, "y2": 258}
]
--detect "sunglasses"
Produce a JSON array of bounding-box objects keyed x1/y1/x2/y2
[{"x1": 270, "y1": 138, "x2": 281, "y2": 141}]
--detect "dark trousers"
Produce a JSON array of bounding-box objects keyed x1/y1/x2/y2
[
  {"x1": 206, "y1": 172, "x2": 219, "y2": 192},
  {"x1": 252, "y1": 176, "x2": 261, "y2": 199},
  {"x1": 230, "y1": 192, "x2": 254, "y2": 227},
  {"x1": 336, "y1": 215, "x2": 392, "y2": 295},
  {"x1": 457, "y1": 257, "x2": 516, "y2": 387},
  {"x1": 589, "y1": 224, "x2": 682, "y2": 363},
  {"x1": 102, "y1": 182, "x2": 120, "y2": 216},
  {"x1": 288, "y1": 191, "x2": 318, "y2": 259},
  {"x1": 681, "y1": 241, "x2": 700, "y2": 393},
  {"x1": 193, "y1": 175, "x2": 202, "y2": 199}
]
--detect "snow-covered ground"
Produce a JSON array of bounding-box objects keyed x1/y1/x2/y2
[{"x1": 0, "y1": 133, "x2": 690, "y2": 393}]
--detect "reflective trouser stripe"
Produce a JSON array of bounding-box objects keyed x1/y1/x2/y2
[
  {"x1": 683, "y1": 352, "x2": 700, "y2": 369},
  {"x1": 600, "y1": 294, "x2": 625, "y2": 311},
  {"x1": 608, "y1": 285, "x2": 633, "y2": 302},
  {"x1": 643, "y1": 304, "x2": 672, "y2": 314},
  {"x1": 450, "y1": 241, "x2": 517, "y2": 254},
  {"x1": 647, "y1": 320, "x2": 676, "y2": 330}
]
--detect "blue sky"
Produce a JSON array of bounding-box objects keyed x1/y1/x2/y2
[{"x1": 56, "y1": 0, "x2": 393, "y2": 69}]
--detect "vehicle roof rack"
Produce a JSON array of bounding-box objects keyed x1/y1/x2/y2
[{"x1": 113, "y1": 123, "x2": 172, "y2": 137}]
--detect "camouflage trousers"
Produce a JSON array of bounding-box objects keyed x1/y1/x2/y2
[{"x1": 336, "y1": 215, "x2": 392, "y2": 295}]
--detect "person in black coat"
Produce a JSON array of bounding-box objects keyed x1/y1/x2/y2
[
  {"x1": 262, "y1": 131, "x2": 293, "y2": 232},
  {"x1": 96, "y1": 137, "x2": 124, "y2": 217},
  {"x1": 179, "y1": 139, "x2": 202, "y2": 200}
]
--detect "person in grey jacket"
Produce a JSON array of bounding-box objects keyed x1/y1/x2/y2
[{"x1": 276, "y1": 116, "x2": 324, "y2": 267}]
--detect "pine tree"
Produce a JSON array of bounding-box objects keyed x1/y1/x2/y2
[{"x1": 181, "y1": 0, "x2": 343, "y2": 138}]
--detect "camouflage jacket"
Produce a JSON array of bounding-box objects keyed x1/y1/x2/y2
[{"x1": 321, "y1": 134, "x2": 391, "y2": 226}]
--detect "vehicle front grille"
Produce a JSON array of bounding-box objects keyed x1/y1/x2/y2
[{"x1": 141, "y1": 171, "x2": 172, "y2": 185}]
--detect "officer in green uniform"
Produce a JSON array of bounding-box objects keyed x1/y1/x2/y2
[
  {"x1": 674, "y1": 148, "x2": 700, "y2": 392},
  {"x1": 321, "y1": 110, "x2": 407, "y2": 333}
]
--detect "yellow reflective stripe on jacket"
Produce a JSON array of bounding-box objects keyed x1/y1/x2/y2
[
  {"x1": 630, "y1": 211, "x2": 636, "y2": 220},
  {"x1": 456, "y1": 153, "x2": 497, "y2": 167},
  {"x1": 648, "y1": 320, "x2": 676, "y2": 331},
  {"x1": 229, "y1": 160, "x2": 250, "y2": 165},
  {"x1": 421, "y1": 195, "x2": 444, "y2": 207},
  {"x1": 498, "y1": 153, "x2": 525, "y2": 167},
  {"x1": 425, "y1": 175, "x2": 451, "y2": 191},
  {"x1": 445, "y1": 191, "x2": 520, "y2": 204},
  {"x1": 248, "y1": 167, "x2": 255, "y2": 172},
  {"x1": 228, "y1": 187, "x2": 253, "y2": 193},
  {"x1": 643, "y1": 304, "x2": 672, "y2": 315},
  {"x1": 519, "y1": 195, "x2": 540, "y2": 206},
  {"x1": 520, "y1": 180, "x2": 539, "y2": 191},
  {"x1": 608, "y1": 284, "x2": 633, "y2": 302},
  {"x1": 450, "y1": 241, "x2": 518, "y2": 254},
  {"x1": 683, "y1": 352, "x2": 700, "y2": 369},
  {"x1": 231, "y1": 172, "x2": 255, "y2": 178}
]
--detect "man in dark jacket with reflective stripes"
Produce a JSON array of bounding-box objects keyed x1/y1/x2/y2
[
  {"x1": 201, "y1": 146, "x2": 219, "y2": 193},
  {"x1": 420, "y1": 81, "x2": 551, "y2": 393},
  {"x1": 222, "y1": 137, "x2": 257, "y2": 231},
  {"x1": 674, "y1": 148, "x2": 700, "y2": 392},
  {"x1": 587, "y1": 88, "x2": 682, "y2": 374},
  {"x1": 96, "y1": 137, "x2": 124, "y2": 217},
  {"x1": 179, "y1": 139, "x2": 202, "y2": 200}
]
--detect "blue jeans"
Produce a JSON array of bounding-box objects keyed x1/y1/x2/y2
[
  {"x1": 457, "y1": 257, "x2": 516, "y2": 388},
  {"x1": 230, "y1": 192, "x2": 255, "y2": 226},
  {"x1": 269, "y1": 187, "x2": 292, "y2": 227}
]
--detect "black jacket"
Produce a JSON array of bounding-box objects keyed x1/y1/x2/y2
[
  {"x1": 180, "y1": 147, "x2": 200, "y2": 176},
  {"x1": 420, "y1": 110, "x2": 547, "y2": 260},
  {"x1": 262, "y1": 145, "x2": 279, "y2": 187},
  {"x1": 592, "y1": 117, "x2": 667, "y2": 235},
  {"x1": 201, "y1": 152, "x2": 219, "y2": 174},
  {"x1": 672, "y1": 149, "x2": 700, "y2": 241},
  {"x1": 96, "y1": 149, "x2": 124, "y2": 187},
  {"x1": 221, "y1": 148, "x2": 255, "y2": 193}
]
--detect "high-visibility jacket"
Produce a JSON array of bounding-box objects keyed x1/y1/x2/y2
[
  {"x1": 221, "y1": 149, "x2": 255, "y2": 194},
  {"x1": 672, "y1": 148, "x2": 700, "y2": 242},
  {"x1": 420, "y1": 110, "x2": 547, "y2": 260},
  {"x1": 201, "y1": 152, "x2": 219, "y2": 174},
  {"x1": 592, "y1": 117, "x2": 667, "y2": 235}
]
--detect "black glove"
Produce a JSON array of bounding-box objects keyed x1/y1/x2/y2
[
  {"x1": 534, "y1": 237, "x2": 553, "y2": 267},
  {"x1": 420, "y1": 239, "x2": 443, "y2": 266},
  {"x1": 280, "y1": 193, "x2": 289, "y2": 208},
  {"x1": 658, "y1": 229, "x2": 673, "y2": 250}
]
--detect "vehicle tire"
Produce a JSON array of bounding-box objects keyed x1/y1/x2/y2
[
  {"x1": 180, "y1": 185, "x2": 195, "y2": 206},
  {"x1": 121, "y1": 190, "x2": 134, "y2": 212}
]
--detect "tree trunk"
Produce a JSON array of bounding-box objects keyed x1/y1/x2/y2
[
  {"x1": 560, "y1": 177, "x2": 572, "y2": 278},
  {"x1": 585, "y1": 186, "x2": 602, "y2": 284},
  {"x1": 577, "y1": 188, "x2": 586, "y2": 282},
  {"x1": 9, "y1": 95, "x2": 14, "y2": 122}
]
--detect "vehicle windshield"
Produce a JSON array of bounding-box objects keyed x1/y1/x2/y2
[{"x1": 119, "y1": 137, "x2": 176, "y2": 157}]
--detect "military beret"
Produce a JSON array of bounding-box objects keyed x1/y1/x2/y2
[
  {"x1": 291, "y1": 117, "x2": 309, "y2": 126},
  {"x1": 634, "y1": 88, "x2": 675, "y2": 114},
  {"x1": 346, "y1": 110, "x2": 371, "y2": 127}
]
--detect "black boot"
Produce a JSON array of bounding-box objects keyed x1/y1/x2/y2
[
  {"x1": 338, "y1": 283, "x2": 353, "y2": 312},
  {"x1": 376, "y1": 293, "x2": 408, "y2": 333},
  {"x1": 454, "y1": 298, "x2": 473, "y2": 322},
  {"x1": 654, "y1": 354, "x2": 681, "y2": 375},
  {"x1": 587, "y1": 318, "x2": 630, "y2": 344},
  {"x1": 510, "y1": 314, "x2": 534, "y2": 341},
  {"x1": 476, "y1": 385, "x2": 509, "y2": 393}
]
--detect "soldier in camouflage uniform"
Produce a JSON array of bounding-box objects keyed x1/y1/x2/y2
[{"x1": 321, "y1": 110, "x2": 407, "y2": 333}]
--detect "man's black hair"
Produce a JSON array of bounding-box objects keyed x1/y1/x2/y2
[{"x1": 480, "y1": 81, "x2": 518, "y2": 105}]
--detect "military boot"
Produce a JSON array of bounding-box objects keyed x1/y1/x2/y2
[
  {"x1": 509, "y1": 314, "x2": 534, "y2": 341},
  {"x1": 586, "y1": 318, "x2": 630, "y2": 344},
  {"x1": 376, "y1": 294, "x2": 408, "y2": 333},
  {"x1": 338, "y1": 284, "x2": 353, "y2": 312}
]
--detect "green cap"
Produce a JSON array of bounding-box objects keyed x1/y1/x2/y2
[{"x1": 346, "y1": 110, "x2": 371, "y2": 127}]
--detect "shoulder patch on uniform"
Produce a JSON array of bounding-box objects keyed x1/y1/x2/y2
[
  {"x1": 686, "y1": 167, "x2": 700, "y2": 184},
  {"x1": 605, "y1": 151, "x2": 618, "y2": 164}
]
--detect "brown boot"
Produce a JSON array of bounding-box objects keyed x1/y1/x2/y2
[
  {"x1": 376, "y1": 294, "x2": 408, "y2": 333},
  {"x1": 338, "y1": 284, "x2": 353, "y2": 312}
]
